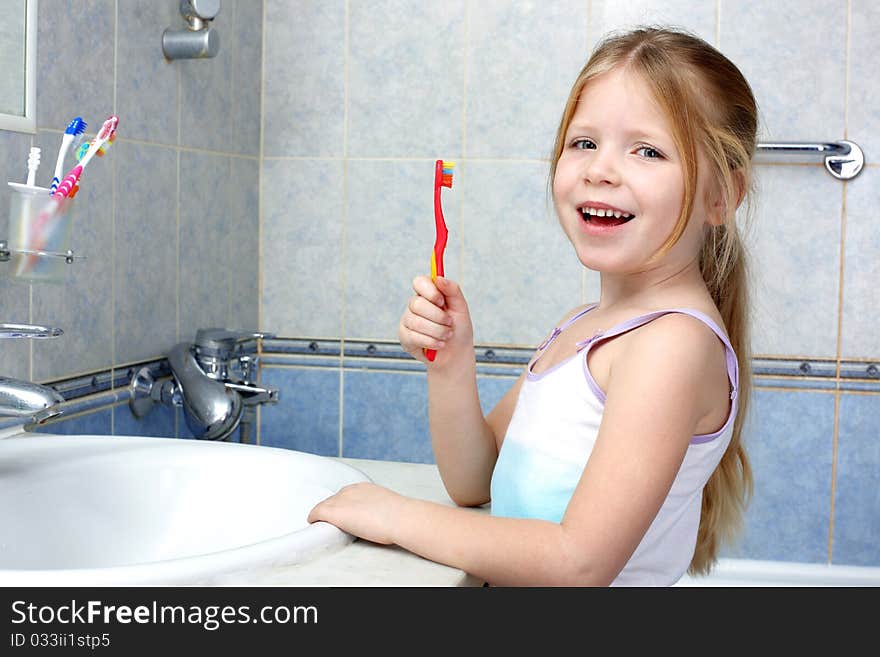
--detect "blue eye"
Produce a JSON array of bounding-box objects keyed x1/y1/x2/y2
[
  {"x1": 636, "y1": 145, "x2": 663, "y2": 159},
  {"x1": 571, "y1": 138, "x2": 596, "y2": 150}
]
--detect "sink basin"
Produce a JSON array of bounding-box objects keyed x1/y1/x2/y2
[{"x1": 0, "y1": 434, "x2": 370, "y2": 585}]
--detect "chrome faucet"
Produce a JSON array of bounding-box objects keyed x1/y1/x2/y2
[
  {"x1": 0, "y1": 323, "x2": 65, "y2": 424},
  {"x1": 130, "y1": 329, "x2": 279, "y2": 442}
]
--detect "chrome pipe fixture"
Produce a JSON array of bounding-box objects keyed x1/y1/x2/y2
[
  {"x1": 756, "y1": 140, "x2": 864, "y2": 180},
  {"x1": 0, "y1": 323, "x2": 65, "y2": 424},
  {"x1": 162, "y1": 0, "x2": 221, "y2": 60},
  {"x1": 0, "y1": 323, "x2": 63, "y2": 339},
  {"x1": 0, "y1": 241, "x2": 84, "y2": 265},
  {"x1": 130, "y1": 329, "x2": 279, "y2": 443}
]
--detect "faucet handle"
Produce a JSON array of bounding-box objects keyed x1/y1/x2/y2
[
  {"x1": 192, "y1": 329, "x2": 275, "y2": 381},
  {"x1": 193, "y1": 328, "x2": 275, "y2": 351}
]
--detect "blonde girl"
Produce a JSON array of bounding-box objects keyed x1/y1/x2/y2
[{"x1": 309, "y1": 27, "x2": 756, "y2": 586}]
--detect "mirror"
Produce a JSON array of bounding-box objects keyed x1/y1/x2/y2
[{"x1": 0, "y1": 0, "x2": 36, "y2": 133}]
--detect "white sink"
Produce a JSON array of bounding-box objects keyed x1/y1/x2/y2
[{"x1": 0, "y1": 434, "x2": 370, "y2": 585}]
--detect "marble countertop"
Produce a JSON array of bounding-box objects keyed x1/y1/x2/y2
[{"x1": 219, "y1": 457, "x2": 486, "y2": 587}]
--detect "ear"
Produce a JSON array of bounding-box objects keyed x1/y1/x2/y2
[
  {"x1": 706, "y1": 196, "x2": 724, "y2": 227},
  {"x1": 706, "y1": 169, "x2": 746, "y2": 227}
]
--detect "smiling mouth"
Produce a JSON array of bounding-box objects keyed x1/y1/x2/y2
[{"x1": 579, "y1": 206, "x2": 635, "y2": 227}]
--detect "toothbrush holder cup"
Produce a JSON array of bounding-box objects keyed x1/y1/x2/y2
[{"x1": 5, "y1": 182, "x2": 75, "y2": 284}]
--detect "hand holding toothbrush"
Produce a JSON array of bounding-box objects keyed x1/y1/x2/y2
[
  {"x1": 424, "y1": 160, "x2": 455, "y2": 362},
  {"x1": 399, "y1": 275, "x2": 474, "y2": 367}
]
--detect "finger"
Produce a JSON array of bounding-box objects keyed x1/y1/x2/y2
[
  {"x1": 399, "y1": 325, "x2": 444, "y2": 358},
  {"x1": 434, "y1": 277, "x2": 468, "y2": 312},
  {"x1": 408, "y1": 295, "x2": 452, "y2": 326},
  {"x1": 307, "y1": 502, "x2": 324, "y2": 524},
  {"x1": 402, "y1": 312, "x2": 452, "y2": 341},
  {"x1": 412, "y1": 276, "x2": 446, "y2": 308}
]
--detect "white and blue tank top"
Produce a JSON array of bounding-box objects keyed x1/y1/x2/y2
[{"x1": 489, "y1": 304, "x2": 739, "y2": 586}]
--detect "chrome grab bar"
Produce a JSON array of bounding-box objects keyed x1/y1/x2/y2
[{"x1": 756, "y1": 140, "x2": 864, "y2": 180}]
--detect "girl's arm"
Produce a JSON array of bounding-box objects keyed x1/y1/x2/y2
[
  {"x1": 312, "y1": 313, "x2": 726, "y2": 585},
  {"x1": 399, "y1": 275, "x2": 522, "y2": 506}
]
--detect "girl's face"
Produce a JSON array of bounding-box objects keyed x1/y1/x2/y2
[{"x1": 553, "y1": 68, "x2": 716, "y2": 275}]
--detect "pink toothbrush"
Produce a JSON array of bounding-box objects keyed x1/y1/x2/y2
[{"x1": 53, "y1": 115, "x2": 119, "y2": 199}]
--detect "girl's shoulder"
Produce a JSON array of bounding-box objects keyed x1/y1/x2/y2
[
  {"x1": 557, "y1": 303, "x2": 598, "y2": 325},
  {"x1": 610, "y1": 295, "x2": 728, "y2": 341}
]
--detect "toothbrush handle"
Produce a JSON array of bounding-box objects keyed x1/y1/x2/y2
[
  {"x1": 424, "y1": 250, "x2": 445, "y2": 361},
  {"x1": 54, "y1": 165, "x2": 82, "y2": 199},
  {"x1": 424, "y1": 238, "x2": 447, "y2": 362},
  {"x1": 51, "y1": 136, "x2": 72, "y2": 194}
]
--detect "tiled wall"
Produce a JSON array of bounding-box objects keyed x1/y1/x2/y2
[
  {"x1": 258, "y1": 0, "x2": 879, "y2": 567},
  {"x1": 0, "y1": 0, "x2": 261, "y2": 418},
  {"x1": 6, "y1": 2, "x2": 876, "y2": 569}
]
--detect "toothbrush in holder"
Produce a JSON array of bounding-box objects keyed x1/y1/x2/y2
[
  {"x1": 21, "y1": 115, "x2": 119, "y2": 273},
  {"x1": 25, "y1": 147, "x2": 41, "y2": 187},
  {"x1": 49, "y1": 117, "x2": 87, "y2": 194},
  {"x1": 52, "y1": 115, "x2": 118, "y2": 199},
  {"x1": 424, "y1": 159, "x2": 455, "y2": 362}
]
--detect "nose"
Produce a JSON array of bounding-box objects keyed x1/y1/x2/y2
[{"x1": 582, "y1": 147, "x2": 620, "y2": 186}]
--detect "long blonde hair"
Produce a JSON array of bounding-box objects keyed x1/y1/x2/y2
[{"x1": 550, "y1": 27, "x2": 756, "y2": 575}]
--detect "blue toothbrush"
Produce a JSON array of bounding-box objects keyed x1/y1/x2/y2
[{"x1": 49, "y1": 117, "x2": 87, "y2": 194}]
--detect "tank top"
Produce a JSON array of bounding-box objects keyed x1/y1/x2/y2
[{"x1": 489, "y1": 304, "x2": 739, "y2": 586}]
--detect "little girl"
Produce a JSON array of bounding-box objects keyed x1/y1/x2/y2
[{"x1": 309, "y1": 27, "x2": 756, "y2": 586}]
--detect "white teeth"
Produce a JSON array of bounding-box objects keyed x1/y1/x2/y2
[{"x1": 579, "y1": 206, "x2": 634, "y2": 219}]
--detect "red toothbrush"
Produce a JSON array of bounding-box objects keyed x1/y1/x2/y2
[{"x1": 425, "y1": 159, "x2": 455, "y2": 362}]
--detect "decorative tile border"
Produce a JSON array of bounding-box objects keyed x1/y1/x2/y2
[
  {"x1": 6, "y1": 340, "x2": 876, "y2": 434},
  {"x1": 0, "y1": 359, "x2": 169, "y2": 432},
  {"x1": 264, "y1": 338, "x2": 880, "y2": 391}
]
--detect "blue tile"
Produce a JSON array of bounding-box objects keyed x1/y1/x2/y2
[
  {"x1": 746, "y1": 166, "x2": 842, "y2": 358},
  {"x1": 35, "y1": 408, "x2": 113, "y2": 435},
  {"x1": 36, "y1": 0, "x2": 115, "y2": 132},
  {"x1": 260, "y1": 158, "x2": 344, "y2": 337},
  {"x1": 850, "y1": 0, "x2": 880, "y2": 171},
  {"x1": 116, "y1": 0, "x2": 179, "y2": 145},
  {"x1": 841, "y1": 168, "x2": 879, "y2": 360},
  {"x1": 228, "y1": 157, "x2": 260, "y2": 329},
  {"x1": 466, "y1": 0, "x2": 587, "y2": 159},
  {"x1": 463, "y1": 161, "x2": 583, "y2": 345},
  {"x1": 228, "y1": 0, "x2": 263, "y2": 156},
  {"x1": 176, "y1": 407, "x2": 198, "y2": 440},
  {"x1": 178, "y1": 5, "x2": 235, "y2": 153},
  {"x1": 477, "y1": 374, "x2": 518, "y2": 416},
  {"x1": 348, "y1": 0, "x2": 465, "y2": 158},
  {"x1": 833, "y1": 394, "x2": 880, "y2": 566},
  {"x1": 31, "y1": 130, "x2": 114, "y2": 380},
  {"x1": 719, "y1": 0, "x2": 846, "y2": 144},
  {"x1": 343, "y1": 370, "x2": 433, "y2": 463},
  {"x1": 0, "y1": 131, "x2": 37, "y2": 380},
  {"x1": 590, "y1": 0, "x2": 716, "y2": 46},
  {"x1": 179, "y1": 151, "x2": 232, "y2": 340},
  {"x1": 113, "y1": 400, "x2": 176, "y2": 438},
  {"x1": 263, "y1": 0, "x2": 345, "y2": 157},
  {"x1": 114, "y1": 142, "x2": 178, "y2": 364},
  {"x1": 721, "y1": 389, "x2": 834, "y2": 563},
  {"x1": 259, "y1": 366, "x2": 340, "y2": 456},
  {"x1": 344, "y1": 160, "x2": 457, "y2": 340}
]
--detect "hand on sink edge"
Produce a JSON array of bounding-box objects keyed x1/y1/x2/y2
[{"x1": 309, "y1": 482, "x2": 406, "y2": 546}]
